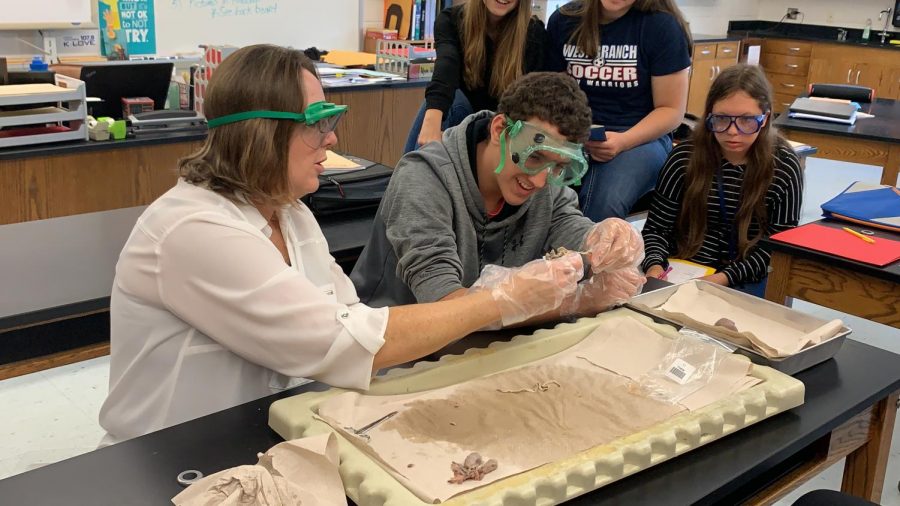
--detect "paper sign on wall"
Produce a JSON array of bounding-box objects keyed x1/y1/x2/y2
[
  {"x1": 98, "y1": 0, "x2": 156, "y2": 57},
  {"x1": 59, "y1": 31, "x2": 100, "y2": 53}
]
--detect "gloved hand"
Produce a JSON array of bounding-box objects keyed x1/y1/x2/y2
[
  {"x1": 563, "y1": 266, "x2": 646, "y2": 316},
  {"x1": 583, "y1": 218, "x2": 645, "y2": 274},
  {"x1": 469, "y1": 252, "x2": 582, "y2": 327}
]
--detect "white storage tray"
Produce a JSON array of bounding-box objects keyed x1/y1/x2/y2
[{"x1": 269, "y1": 309, "x2": 805, "y2": 506}]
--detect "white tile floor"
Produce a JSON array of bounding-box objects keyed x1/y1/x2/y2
[{"x1": 0, "y1": 156, "x2": 898, "y2": 503}]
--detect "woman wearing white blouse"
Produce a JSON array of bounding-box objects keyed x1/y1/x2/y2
[{"x1": 98, "y1": 45, "x2": 583, "y2": 444}]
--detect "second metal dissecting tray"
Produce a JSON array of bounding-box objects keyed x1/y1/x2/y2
[{"x1": 626, "y1": 281, "x2": 852, "y2": 376}]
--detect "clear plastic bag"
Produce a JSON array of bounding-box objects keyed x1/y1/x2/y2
[{"x1": 637, "y1": 333, "x2": 727, "y2": 405}]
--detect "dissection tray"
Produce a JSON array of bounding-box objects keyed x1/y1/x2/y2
[
  {"x1": 628, "y1": 280, "x2": 851, "y2": 375},
  {"x1": 269, "y1": 309, "x2": 804, "y2": 505}
]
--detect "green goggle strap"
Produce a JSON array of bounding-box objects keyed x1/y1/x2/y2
[
  {"x1": 494, "y1": 119, "x2": 523, "y2": 175},
  {"x1": 207, "y1": 101, "x2": 347, "y2": 128}
]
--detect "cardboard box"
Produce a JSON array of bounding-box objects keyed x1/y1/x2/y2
[{"x1": 364, "y1": 28, "x2": 399, "y2": 54}]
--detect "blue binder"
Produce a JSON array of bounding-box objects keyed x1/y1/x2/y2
[{"x1": 821, "y1": 181, "x2": 900, "y2": 233}]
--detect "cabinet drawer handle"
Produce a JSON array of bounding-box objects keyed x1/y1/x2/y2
[
  {"x1": 847, "y1": 69, "x2": 853, "y2": 83},
  {"x1": 781, "y1": 83, "x2": 796, "y2": 88},
  {"x1": 856, "y1": 70, "x2": 861, "y2": 84},
  {"x1": 722, "y1": 48, "x2": 733, "y2": 53},
  {"x1": 786, "y1": 64, "x2": 799, "y2": 69},
  {"x1": 701, "y1": 50, "x2": 712, "y2": 55},
  {"x1": 789, "y1": 47, "x2": 801, "y2": 52}
]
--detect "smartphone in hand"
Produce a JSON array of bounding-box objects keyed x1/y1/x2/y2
[{"x1": 590, "y1": 124, "x2": 607, "y2": 142}]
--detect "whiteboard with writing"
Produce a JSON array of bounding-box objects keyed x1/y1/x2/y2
[
  {"x1": 154, "y1": 0, "x2": 361, "y2": 56},
  {"x1": 0, "y1": 0, "x2": 94, "y2": 29}
]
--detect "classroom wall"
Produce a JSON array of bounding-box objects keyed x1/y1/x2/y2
[
  {"x1": 543, "y1": 0, "x2": 759, "y2": 35},
  {"x1": 757, "y1": 0, "x2": 896, "y2": 30},
  {"x1": 0, "y1": 0, "x2": 366, "y2": 59},
  {"x1": 363, "y1": 0, "x2": 385, "y2": 30},
  {"x1": 677, "y1": 0, "x2": 759, "y2": 35}
]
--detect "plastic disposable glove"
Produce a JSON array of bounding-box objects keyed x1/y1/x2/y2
[
  {"x1": 469, "y1": 252, "x2": 583, "y2": 327},
  {"x1": 563, "y1": 266, "x2": 646, "y2": 316},
  {"x1": 583, "y1": 218, "x2": 645, "y2": 273}
]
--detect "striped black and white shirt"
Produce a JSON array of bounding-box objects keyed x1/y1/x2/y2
[{"x1": 641, "y1": 142, "x2": 803, "y2": 286}]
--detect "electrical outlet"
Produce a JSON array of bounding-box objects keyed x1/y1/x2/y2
[{"x1": 786, "y1": 7, "x2": 800, "y2": 20}]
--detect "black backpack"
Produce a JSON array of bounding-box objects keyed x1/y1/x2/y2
[{"x1": 302, "y1": 164, "x2": 393, "y2": 216}]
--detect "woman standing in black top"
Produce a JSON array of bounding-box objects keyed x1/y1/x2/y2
[
  {"x1": 403, "y1": 0, "x2": 548, "y2": 153},
  {"x1": 641, "y1": 64, "x2": 803, "y2": 297}
]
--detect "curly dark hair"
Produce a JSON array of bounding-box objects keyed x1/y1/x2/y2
[{"x1": 497, "y1": 72, "x2": 592, "y2": 143}]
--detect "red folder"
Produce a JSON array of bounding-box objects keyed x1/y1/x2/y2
[{"x1": 770, "y1": 223, "x2": 900, "y2": 267}]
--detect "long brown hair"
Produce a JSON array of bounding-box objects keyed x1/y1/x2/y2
[
  {"x1": 179, "y1": 44, "x2": 317, "y2": 207},
  {"x1": 676, "y1": 64, "x2": 787, "y2": 261},
  {"x1": 560, "y1": 0, "x2": 691, "y2": 59},
  {"x1": 461, "y1": 0, "x2": 533, "y2": 97}
]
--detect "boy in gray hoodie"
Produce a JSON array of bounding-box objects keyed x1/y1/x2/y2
[{"x1": 351, "y1": 72, "x2": 645, "y2": 318}]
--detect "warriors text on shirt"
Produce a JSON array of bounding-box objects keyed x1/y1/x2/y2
[{"x1": 563, "y1": 43, "x2": 639, "y2": 88}]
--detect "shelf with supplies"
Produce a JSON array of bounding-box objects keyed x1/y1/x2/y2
[
  {"x1": 375, "y1": 39, "x2": 436, "y2": 80},
  {"x1": 0, "y1": 74, "x2": 89, "y2": 148}
]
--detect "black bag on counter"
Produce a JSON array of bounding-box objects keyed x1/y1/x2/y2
[{"x1": 302, "y1": 164, "x2": 393, "y2": 216}]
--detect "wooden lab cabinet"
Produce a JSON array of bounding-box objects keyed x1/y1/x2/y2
[
  {"x1": 883, "y1": 66, "x2": 900, "y2": 100},
  {"x1": 807, "y1": 45, "x2": 896, "y2": 92},
  {"x1": 687, "y1": 41, "x2": 740, "y2": 117},
  {"x1": 758, "y1": 39, "x2": 900, "y2": 111},
  {"x1": 760, "y1": 39, "x2": 813, "y2": 113},
  {"x1": 325, "y1": 85, "x2": 425, "y2": 167}
]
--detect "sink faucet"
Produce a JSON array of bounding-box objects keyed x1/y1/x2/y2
[
  {"x1": 878, "y1": 8, "x2": 893, "y2": 44},
  {"x1": 837, "y1": 28, "x2": 848, "y2": 41}
]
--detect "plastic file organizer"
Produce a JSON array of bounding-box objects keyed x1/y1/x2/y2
[
  {"x1": 375, "y1": 39, "x2": 436, "y2": 80},
  {"x1": 0, "y1": 75, "x2": 88, "y2": 148},
  {"x1": 193, "y1": 45, "x2": 239, "y2": 116}
]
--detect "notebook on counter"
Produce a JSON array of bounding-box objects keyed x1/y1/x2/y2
[
  {"x1": 821, "y1": 181, "x2": 900, "y2": 233},
  {"x1": 788, "y1": 97, "x2": 858, "y2": 125},
  {"x1": 770, "y1": 223, "x2": 900, "y2": 267}
]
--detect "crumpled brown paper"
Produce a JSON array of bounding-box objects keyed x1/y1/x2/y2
[
  {"x1": 644, "y1": 282, "x2": 844, "y2": 358},
  {"x1": 172, "y1": 433, "x2": 347, "y2": 506}
]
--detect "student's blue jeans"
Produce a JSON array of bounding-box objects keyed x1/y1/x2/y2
[
  {"x1": 403, "y1": 90, "x2": 474, "y2": 154},
  {"x1": 732, "y1": 277, "x2": 768, "y2": 298},
  {"x1": 578, "y1": 133, "x2": 672, "y2": 222}
]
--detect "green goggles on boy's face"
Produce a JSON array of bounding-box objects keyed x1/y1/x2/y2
[
  {"x1": 206, "y1": 101, "x2": 347, "y2": 147},
  {"x1": 495, "y1": 118, "x2": 588, "y2": 187}
]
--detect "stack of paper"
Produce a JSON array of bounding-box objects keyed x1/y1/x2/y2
[
  {"x1": 322, "y1": 151, "x2": 365, "y2": 176},
  {"x1": 665, "y1": 258, "x2": 716, "y2": 284},
  {"x1": 788, "y1": 97, "x2": 858, "y2": 125}
]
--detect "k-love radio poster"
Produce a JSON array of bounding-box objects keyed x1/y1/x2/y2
[{"x1": 98, "y1": 0, "x2": 157, "y2": 57}]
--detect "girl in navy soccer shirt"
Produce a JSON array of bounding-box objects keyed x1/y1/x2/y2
[
  {"x1": 547, "y1": 0, "x2": 691, "y2": 222},
  {"x1": 641, "y1": 64, "x2": 803, "y2": 297}
]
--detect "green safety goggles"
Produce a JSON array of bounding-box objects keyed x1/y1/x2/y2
[
  {"x1": 495, "y1": 118, "x2": 588, "y2": 186},
  {"x1": 207, "y1": 101, "x2": 347, "y2": 147}
]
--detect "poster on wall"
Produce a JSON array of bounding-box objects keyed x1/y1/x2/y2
[{"x1": 98, "y1": 0, "x2": 157, "y2": 57}]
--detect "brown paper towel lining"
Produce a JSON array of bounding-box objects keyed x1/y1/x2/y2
[
  {"x1": 635, "y1": 282, "x2": 843, "y2": 358},
  {"x1": 316, "y1": 317, "x2": 756, "y2": 503}
]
